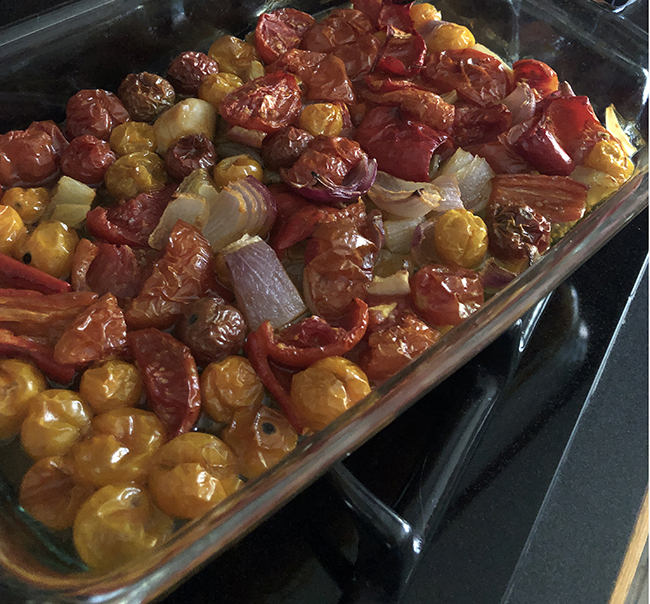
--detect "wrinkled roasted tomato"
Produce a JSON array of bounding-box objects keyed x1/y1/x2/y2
[{"x1": 0, "y1": 0, "x2": 637, "y2": 569}]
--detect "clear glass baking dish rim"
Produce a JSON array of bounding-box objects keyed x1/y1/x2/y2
[{"x1": 0, "y1": 149, "x2": 646, "y2": 602}]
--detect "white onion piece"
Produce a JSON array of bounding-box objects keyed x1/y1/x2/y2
[
  {"x1": 367, "y1": 171, "x2": 444, "y2": 218},
  {"x1": 501, "y1": 82, "x2": 536, "y2": 125},
  {"x1": 202, "y1": 176, "x2": 277, "y2": 252},
  {"x1": 148, "y1": 194, "x2": 209, "y2": 249},
  {"x1": 154, "y1": 98, "x2": 217, "y2": 154},
  {"x1": 384, "y1": 216, "x2": 424, "y2": 255},
  {"x1": 438, "y1": 151, "x2": 494, "y2": 213},
  {"x1": 367, "y1": 269, "x2": 411, "y2": 297},
  {"x1": 223, "y1": 235, "x2": 307, "y2": 331},
  {"x1": 429, "y1": 174, "x2": 464, "y2": 212}
]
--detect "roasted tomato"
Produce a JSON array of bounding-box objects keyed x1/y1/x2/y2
[
  {"x1": 423, "y1": 48, "x2": 513, "y2": 106},
  {"x1": 261, "y1": 127, "x2": 315, "y2": 171},
  {"x1": 128, "y1": 328, "x2": 201, "y2": 437},
  {"x1": 355, "y1": 106, "x2": 451, "y2": 182},
  {"x1": 53, "y1": 293, "x2": 127, "y2": 366},
  {"x1": 375, "y1": 26, "x2": 427, "y2": 77},
  {"x1": 85, "y1": 184, "x2": 177, "y2": 247},
  {"x1": 282, "y1": 136, "x2": 368, "y2": 188},
  {"x1": 410, "y1": 264, "x2": 484, "y2": 327},
  {"x1": 359, "y1": 311, "x2": 440, "y2": 383},
  {"x1": 255, "y1": 8, "x2": 316, "y2": 64},
  {"x1": 300, "y1": 8, "x2": 375, "y2": 53},
  {"x1": 66, "y1": 89, "x2": 130, "y2": 141},
  {"x1": 513, "y1": 59, "x2": 559, "y2": 99},
  {"x1": 485, "y1": 201, "x2": 551, "y2": 263},
  {"x1": 332, "y1": 33, "x2": 381, "y2": 81},
  {"x1": 268, "y1": 49, "x2": 356, "y2": 104},
  {"x1": 453, "y1": 103, "x2": 512, "y2": 147},
  {"x1": 0, "y1": 121, "x2": 67, "y2": 189},
  {"x1": 220, "y1": 72, "x2": 302, "y2": 134},
  {"x1": 125, "y1": 221, "x2": 216, "y2": 331}
]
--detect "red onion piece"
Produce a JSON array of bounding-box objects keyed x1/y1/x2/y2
[
  {"x1": 223, "y1": 235, "x2": 306, "y2": 331},
  {"x1": 501, "y1": 82, "x2": 536, "y2": 125},
  {"x1": 410, "y1": 218, "x2": 439, "y2": 267},
  {"x1": 479, "y1": 258, "x2": 518, "y2": 291},
  {"x1": 282, "y1": 155, "x2": 378, "y2": 204}
]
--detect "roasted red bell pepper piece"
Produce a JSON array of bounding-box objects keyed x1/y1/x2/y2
[
  {"x1": 0, "y1": 328, "x2": 76, "y2": 384},
  {"x1": 378, "y1": 2, "x2": 415, "y2": 31},
  {"x1": 0, "y1": 290, "x2": 98, "y2": 343},
  {"x1": 244, "y1": 329, "x2": 305, "y2": 434},
  {"x1": 53, "y1": 294, "x2": 127, "y2": 366},
  {"x1": 257, "y1": 298, "x2": 369, "y2": 368},
  {"x1": 512, "y1": 119, "x2": 575, "y2": 176},
  {"x1": 0, "y1": 252, "x2": 71, "y2": 294},
  {"x1": 128, "y1": 328, "x2": 201, "y2": 438}
]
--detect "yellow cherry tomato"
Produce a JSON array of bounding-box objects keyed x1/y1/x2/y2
[
  {"x1": 0, "y1": 204, "x2": 26, "y2": 255},
  {"x1": 433, "y1": 208, "x2": 488, "y2": 269},
  {"x1": 584, "y1": 137, "x2": 634, "y2": 185},
  {"x1": 426, "y1": 23, "x2": 475, "y2": 52},
  {"x1": 213, "y1": 154, "x2": 263, "y2": 188},
  {"x1": 299, "y1": 103, "x2": 344, "y2": 137},
  {"x1": 1, "y1": 187, "x2": 49, "y2": 224}
]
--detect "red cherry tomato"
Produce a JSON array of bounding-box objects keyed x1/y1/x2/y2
[
  {"x1": 355, "y1": 106, "x2": 451, "y2": 182},
  {"x1": 332, "y1": 33, "x2": 381, "y2": 81},
  {"x1": 423, "y1": 48, "x2": 513, "y2": 107},
  {"x1": 410, "y1": 265, "x2": 484, "y2": 327},
  {"x1": 255, "y1": 8, "x2": 316, "y2": 64},
  {"x1": 53, "y1": 293, "x2": 127, "y2": 366},
  {"x1": 128, "y1": 328, "x2": 201, "y2": 438},
  {"x1": 220, "y1": 72, "x2": 302, "y2": 134},
  {"x1": 513, "y1": 59, "x2": 559, "y2": 99},
  {"x1": 66, "y1": 89, "x2": 130, "y2": 141},
  {"x1": 375, "y1": 26, "x2": 427, "y2": 77},
  {"x1": 60, "y1": 135, "x2": 117, "y2": 185},
  {"x1": 85, "y1": 184, "x2": 177, "y2": 247},
  {"x1": 453, "y1": 103, "x2": 512, "y2": 147},
  {"x1": 125, "y1": 221, "x2": 216, "y2": 331},
  {"x1": 0, "y1": 121, "x2": 67, "y2": 188},
  {"x1": 300, "y1": 8, "x2": 374, "y2": 53},
  {"x1": 378, "y1": 2, "x2": 415, "y2": 31}
]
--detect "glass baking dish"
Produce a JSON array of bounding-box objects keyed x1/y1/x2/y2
[{"x1": 0, "y1": 0, "x2": 646, "y2": 601}]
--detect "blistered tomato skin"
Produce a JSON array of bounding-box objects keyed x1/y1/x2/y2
[
  {"x1": 0, "y1": 359, "x2": 48, "y2": 440},
  {"x1": 290, "y1": 356, "x2": 371, "y2": 432},
  {"x1": 72, "y1": 408, "x2": 166, "y2": 487},
  {"x1": 208, "y1": 35, "x2": 264, "y2": 82},
  {"x1": 174, "y1": 298, "x2": 246, "y2": 366},
  {"x1": 299, "y1": 103, "x2": 344, "y2": 137},
  {"x1": 148, "y1": 432, "x2": 243, "y2": 519},
  {"x1": 19, "y1": 455, "x2": 96, "y2": 530},
  {"x1": 222, "y1": 405, "x2": 298, "y2": 479},
  {"x1": 261, "y1": 127, "x2": 314, "y2": 171},
  {"x1": 118, "y1": 72, "x2": 176, "y2": 123},
  {"x1": 0, "y1": 121, "x2": 66, "y2": 189},
  {"x1": 128, "y1": 328, "x2": 201, "y2": 438},
  {"x1": 14, "y1": 219, "x2": 79, "y2": 280},
  {"x1": 198, "y1": 72, "x2": 243, "y2": 110},
  {"x1": 21, "y1": 389, "x2": 93, "y2": 460},
  {"x1": 200, "y1": 356, "x2": 265, "y2": 423},
  {"x1": 167, "y1": 51, "x2": 220, "y2": 96},
  {"x1": 433, "y1": 209, "x2": 488, "y2": 269},
  {"x1": 80, "y1": 360, "x2": 142, "y2": 414},
  {"x1": 1, "y1": 186, "x2": 49, "y2": 224},
  {"x1": 213, "y1": 154, "x2": 263, "y2": 188},
  {"x1": 165, "y1": 134, "x2": 216, "y2": 180},
  {"x1": 66, "y1": 89, "x2": 131, "y2": 141},
  {"x1": 73, "y1": 483, "x2": 173, "y2": 570},
  {"x1": 104, "y1": 150, "x2": 167, "y2": 200},
  {"x1": 220, "y1": 72, "x2": 303, "y2": 134},
  {"x1": 0, "y1": 205, "x2": 26, "y2": 255},
  {"x1": 255, "y1": 8, "x2": 316, "y2": 65},
  {"x1": 410, "y1": 264, "x2": 484, "y2": 327},
  {"x1": 486, "y1": 202, "x2": 551, "y2": 263},
  {"x1": 109, "y1": 121, "x2": 158, "y2": 156},
  {"x1": 60, "y1": 135, "x2": 117, "y2": 185}
]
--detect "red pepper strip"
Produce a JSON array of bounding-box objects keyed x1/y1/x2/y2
[
  {"x1": 258, "y1": 298, "x2": 369, "y2": 369},
  {"x1": 0, "y1": 328, "x2": 76, "y2": 384},
  {"x1": 244, "y1": 330, "x2": 306, "y2": 435},
  {"x1": 0, "y1": 252, "x2": 71, "y2": 294}
]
